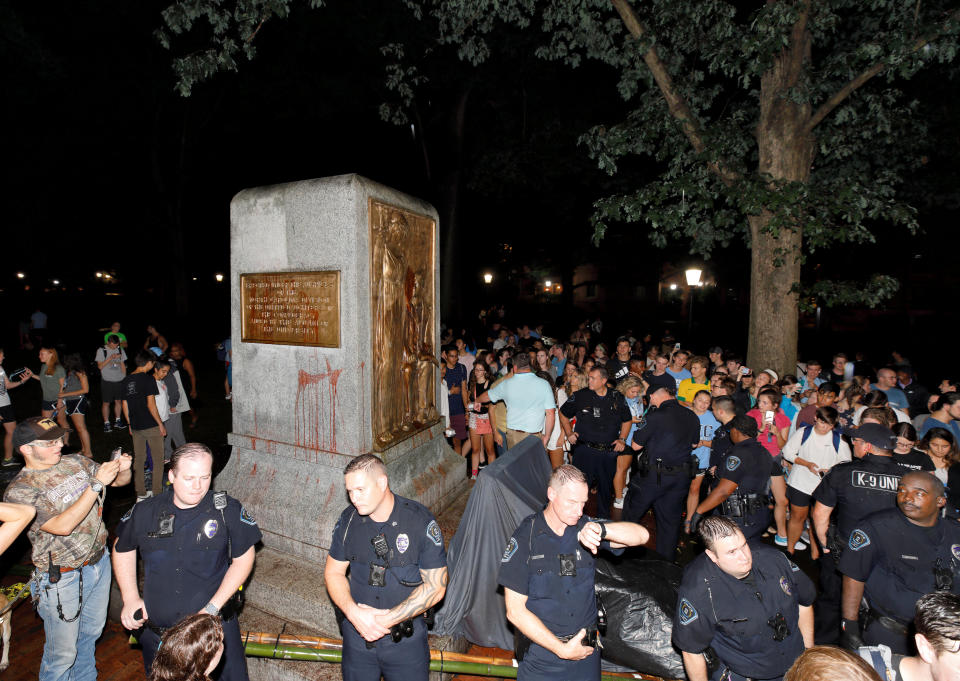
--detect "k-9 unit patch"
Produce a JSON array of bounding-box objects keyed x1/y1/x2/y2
[
  {"x1": 726, "y1": 456, "x2": 741, "y2": 471},
  {"x1": 502, "y1": 538, "x2": 518, "y2": 563},
  {"x1": 679, "y1": 598, "x2": 698, "y2": 625},
  {"x1": 426, "y1": 520, "x2": 442, "y2": 546},
  {"x1": 849, "y1": 529, "x2": 871, "y2": 551}
]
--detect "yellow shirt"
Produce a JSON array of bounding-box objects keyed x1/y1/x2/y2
[{"x1": 677, "y1": 378, "x2": 711, "y2": 403}]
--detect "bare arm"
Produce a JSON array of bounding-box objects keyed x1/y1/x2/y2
[
  {"x1": 378, "y1": 566, "x2": 447, "y2": 628},
  {"x1": 578, "y1": 520, "x2": 648, "y2": 553},
  {"x1": 798, "y1": 604, "x2": 814, "y2": 648},
  {"x1": 112, "y1": 544, "x2": 147, "y2": 628},
  {"x1": 59, "y1": 373, "x2": 89, "y2": 399},
  {"x1": 183, "y1": 358, "x2": 197, "y2": 396},
  {"x1": 504, "y1": 588, "x2": 594, "y2": 661},
  {"x1": 0, "y1": 502, "x2": 35, "y2": 554},
  {"x1": 324, "y1": 556, "x2": 390, "y2": 642},
  {"x1": 841, "y1": 576, "x2": 866, "y2": 621},
  {"x1": 206, "y1": 545, "x2": 255, "y2": 611},
  {"x1": 146, "y1": 394, "x2": 166, "y2": 436},
  {"x1": 696, "y1": 479, "x2": 738, "y2": 515},
  {"x1": 811, "y1": 502, "x2": 834, "y2": 550},
  {"x1": 40, "y1": 459, "x2": 123, "y2": 535},
  {"x1": 681, "y1": 650, "x2": 710, "y2": 681}
]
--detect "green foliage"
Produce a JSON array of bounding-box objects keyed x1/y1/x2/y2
[{"x1": 795, "y1": 275, "x2": 900, "y2": 312}]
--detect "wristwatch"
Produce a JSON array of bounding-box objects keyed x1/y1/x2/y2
[
  {"x1": 203, "y1": 602, "x2": 220, "y2": 616},
  {"x1": 89, "y1": 479, "x2": 104, "y2": 494},
  {"x1": 597, "y1": 523, "x2": 607, "y2": 540}
]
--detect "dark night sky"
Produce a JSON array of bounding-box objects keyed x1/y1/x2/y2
[{"x1": 2, "y1": 1, "x2": 958, "y2": 359}]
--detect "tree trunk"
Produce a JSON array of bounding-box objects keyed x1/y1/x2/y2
[{"x1": 746, "y1": 17, "x2": 814, "y2": 376}]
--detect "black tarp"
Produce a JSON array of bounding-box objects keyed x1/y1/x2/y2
[
  {"x1": 434, "y1": 436, "x2": 552, "y2": 648},
  {"x1": 434, "y1": 439, "x2": 684, "y2": 679}
]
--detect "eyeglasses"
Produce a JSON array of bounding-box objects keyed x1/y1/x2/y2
[{"x1": 29, "y1": 437, "x2": 64, "y2": 448}]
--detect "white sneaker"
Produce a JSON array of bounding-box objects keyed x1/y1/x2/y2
[{"x1": 794, "y1": 540, "x2": 807, "y2": 551}]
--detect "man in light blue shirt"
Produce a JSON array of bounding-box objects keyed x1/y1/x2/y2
[
  {"x1": 477, "y1": 353, "x2": 555, "y2": 449},
  {"x1": 872, "y1": 367, "x2": 909, "y2": 411},
  {"x1": 665, "y1": 350, "x2": 692, "y2": 389}
]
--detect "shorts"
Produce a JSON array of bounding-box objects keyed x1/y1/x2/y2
[
  {"x1": 41, "y1": 399, "x2": 59, "y2": 413},
  {"x1": 468, "y1": 412, "x2": 492, "y2": 435},
  {"x1": 786, "y1": 485, "x2": 812, "y2": 507},
  {"x1": 0, "y1": 404, "x2": 15, "y2": 423},
  {"x1": 449, "y1": 413, "x2": 467, "y2": 440},
  {"x1": 65, "y1": 396, "x2": 89, "y2": 416},
  {"x1": 771, "y1": 453, "x2": 786, "y2": 477},
  {"x1": 101, "y1": 379, "x2": 124, "y2": 403}
]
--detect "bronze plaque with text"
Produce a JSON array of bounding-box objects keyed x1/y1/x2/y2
[{"x1": 241, "y1": 271, "x2": 340, "y2": 347}]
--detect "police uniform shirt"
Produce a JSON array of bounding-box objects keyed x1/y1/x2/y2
[
  {"x1": 560, "y1": 388, "x2": 631, "y2": 443},
  {"x1": 498, "y1": 512, "x2": 621, "y2": 637},
  {"x1": 328, "y1": 495, "x2": 446, "y2": 611},
  {"x1": 673, "y1": 545, "x2": 816, "y2": 679},
  {"x1": 838, "y1": 509, "x2": 960, "y2": 622},
  {"x1": 718, "y1": 439, "x2": 774, "y2": 496},
  {"x1": 811, "y1": 454, "x2": 902, "y2": 542},
  {"x1": 631, "y1": 399, "x2": 701, "y2": 466},
  {"x1": 114, "y1": 489, "x2": 262, "y2": 627},
  {"x1": 709, "y1": 422, "x2": 733, "y2": 470}
]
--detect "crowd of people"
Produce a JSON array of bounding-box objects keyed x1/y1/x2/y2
[
  {"x1": 435, "y1": 318, "x2": 960, "y2": 680},
  {"x1": 2, "y1": 312, "x2": 959, "y2": 681}
]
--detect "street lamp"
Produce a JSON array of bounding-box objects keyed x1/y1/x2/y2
[
  {"x1": 483, "y1": 272, "x2": 493, "y2": 284},
  {"x1": 215, "y1": 273, "x2": 224, "y2": 282},
  {"x1": 685, "y1": 268, "x2": 703, "y2": 337},
  {"x1": 16, "y1": 272, "x2": 25, "y2": 279},
  {"x1": 669, "y1": 283, "x2": 677, "y2": 290}
]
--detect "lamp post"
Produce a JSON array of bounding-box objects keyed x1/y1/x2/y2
[{"x1": 685, "y1": 268, "x2": 702, "y2": 337}]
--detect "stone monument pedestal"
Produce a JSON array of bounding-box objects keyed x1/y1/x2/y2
[{"x1": 219, "y1": 174, "x2": 467, "y2": 646}]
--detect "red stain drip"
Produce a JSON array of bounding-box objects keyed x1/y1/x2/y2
[{"x1": 295, "y1": 358, "x2": 343, "y2": 453}]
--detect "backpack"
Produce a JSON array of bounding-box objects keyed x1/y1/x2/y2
[{"x1": 800, "y1": 424, "x2": 841, "y2": 453}]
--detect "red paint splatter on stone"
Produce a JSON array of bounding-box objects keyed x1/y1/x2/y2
[{"x1": 295, "y1": 358, "x2": 343, "y2": 453}]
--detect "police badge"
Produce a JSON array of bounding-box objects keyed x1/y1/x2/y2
[
  {"x1": 396, "y1": 533, "x2": 410, "y2": 554},
  {"x1": 204, "y1": 519, "x2": 218, "y2": 539}
]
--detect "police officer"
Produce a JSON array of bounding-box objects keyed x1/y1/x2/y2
[
  {"x1": 324, "y1": 454, "x2": 447, "y2": 681},
  {"x1": 498, "y1": 465, "x2": 648, "y2": 681},
  {"x1": 114, "y1": 443, "x2": 261, "y2": 680},
  {"x1": 810, "y1": 422, "x2": 903, "y2": 645},
  {"x1": 839, "y1": 472, "x2": 960, "y2": 654},
  {"x1": 623, "y1": 385, "x2": 701, "y2": 558},
  {"x1": 689, "y1": 415, "x2": 777, "y2": 541},
  {"x1": 673, "y1": 516, "x2": 815, "y2": 681},
  {"x1": 559, "y1": 366, "x2": 632, "y2": 518}
]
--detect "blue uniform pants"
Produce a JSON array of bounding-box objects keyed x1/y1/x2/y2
[
  {"x1": 713, "y1": 668, "x2": 783, "y2": 681},
  {"x1": 140, "y1": 615, "x2": 249, "y2": 681},
  {"x1": 623, "y1": 471, "x2": 690, "y2": 559},
  {"x1": 519, "y1": 640, "x2": 600, "y2": 681},
  {"x1": 863, "y1": 614, "x2": 912, "y2": 655},
  {"x1": 572, "y1": 446, "x2": 618, "y2": 519},
  {"x1": 341, "y1": 617, "x2": 429, "y2": 681},
  {"x1": 814, "y1": 554, "x2": 841, "y2": 645}
]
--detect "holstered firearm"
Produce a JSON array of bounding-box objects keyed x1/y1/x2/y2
[{"x1": 637, "y1": 451, "x2": 650, "y2": 477}]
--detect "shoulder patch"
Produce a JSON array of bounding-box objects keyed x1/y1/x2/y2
[
  {"x1": 426, "y1": 519, "x2": 442, "y2": 546},
  {"x1": 849, "y1": 528, "x2": 871, "y2": 551},
  {"x1": 952, "y1": 544, "x2": 960, "y2": 561},
  {"x1": 679, "y1": 597, "x2": 698, "y2": 625},
  {"x1": 725, "y1": 456, "x2": 741, "y2": 471},
  {"x1": 121, "y1": 507, "x2": 133, "y2": 523},
  {"x1": 240, "y1": 506, "x2": 257, "y2": 526},
  {"x1": 779, "y1": 576, "x2": 792, "y2": 595},
  {"x1": 502, "y1": 537, "x2": 519, "y2": 563}
]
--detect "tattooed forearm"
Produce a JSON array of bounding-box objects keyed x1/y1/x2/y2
[{"x1": 383, "y1": 567, "x2": 448, "y2": 626}]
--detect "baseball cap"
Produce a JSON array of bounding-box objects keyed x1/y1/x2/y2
[
  {"x1": 843, "y1": 423, "x2": 897, "y2": 451},
  {"x1": 13, "y1": 416, "x2": 69, "y2": 451},
  {"x1": 709, "y1": 346, "x2": 723, "y2": 355}
]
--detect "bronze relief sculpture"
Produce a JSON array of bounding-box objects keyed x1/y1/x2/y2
[{"x1": 370, "y1": 200, "x2": 438, "y2": 449}]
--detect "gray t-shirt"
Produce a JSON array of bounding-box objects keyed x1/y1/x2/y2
[
  {"x1": 95, "y1": 346, "x2": 127, "y2": 382},
  {"x1": 0, "y1": 368, "x2": 9, "y2": 407},
  {"x1": 38, "y1": 366, "x2": 65, "y2": 401}
]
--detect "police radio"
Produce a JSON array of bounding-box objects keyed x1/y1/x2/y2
[
  {"x1": 934, "y1": 558, "x2": 954, "y2": 591},
  {"x1": 767, "y1": 612, "x2": 790, "y2": 641},
  {"x1": 369, "y1": 534, "x2": 390, "y2": 587},
  {"x1": 558, "y1": 553, "x2": 577, "y2": 577}
]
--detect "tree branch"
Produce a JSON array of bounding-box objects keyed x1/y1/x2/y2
[
  {"x1": 807, "y1": 7, "x2": 960, "y2": 131},
  {"x1": 610, "y1": 0, "x2": 740, "y2": 187}
]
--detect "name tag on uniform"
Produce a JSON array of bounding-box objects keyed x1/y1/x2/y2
[{"x1": 901, "y1": 555, "x2": 918, "y2": 560}]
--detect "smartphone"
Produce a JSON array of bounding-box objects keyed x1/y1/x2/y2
[
  {"x1": 8, "y1": 368, "x2": 27, "y2": 381},
  {"x1": 817, "y1": 470, "x2": 826, "y2": 479},
  {"x1": 764, "y1": 410, "x2": 774, "y2": 423},
  {"x1": 740, "y1": 367, "x2": 749, "y2": 375},
  {"x1": 674, "y1": 342, "x2": 681, "y2": 350},
  {"x1": 111, "y1": 447, "x2": 124, "y2": 461}
]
